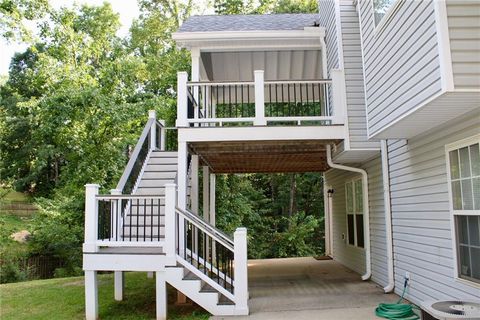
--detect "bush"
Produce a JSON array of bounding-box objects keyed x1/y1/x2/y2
[{"x1": 0, "y1": 251, "x2": 29, "y2": 284}]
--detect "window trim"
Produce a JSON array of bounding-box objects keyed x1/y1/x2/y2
[
  {"x1": 372, "y1": 0, "x2": 403, "y2": 35},
  {"x1": 345, "y1": 178, "x2": 365, "y2": 249},
  {"x1": 445, "y1": 134, "x2": 480, "y2": 287}
]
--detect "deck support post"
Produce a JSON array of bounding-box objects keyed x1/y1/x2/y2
[
  {"x1": 149, "y1": 110, "x2": 157, "y2": 150},
  {"x1": 209, "y1": 173, "x2": 216, "y2": 226},
  {"x1": 156, "y1": 271, "x2": 167, "y2": 320},
  {"x1": 176, "y1": 141, "x2": 188, "y2": 305},
  {"x1": 234, "y1": 228, "x2": 249, "y2": 315},
  {"x1": 114, "y1": 271, "x2": 124, "y2": 301},
  {"x1": 254, "y1": 70, "x2": 266, "y2": 126},
  {"x1": 85, "y1": 270, "x2": 98, "y2": 320},
  {"x1": 176, "y1": 72, "x2": 189, "y2": 127},
  {"x1": 202, "y1": 166, "x2": 210, "y2": 221}
]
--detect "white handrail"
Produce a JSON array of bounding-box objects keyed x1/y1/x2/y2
[
  {"x1": 116, "y1": 117, "x2": 155, "y2": 192},
  {"x1": 175, "y1": 207, "x2": 234, "y2": 251}
]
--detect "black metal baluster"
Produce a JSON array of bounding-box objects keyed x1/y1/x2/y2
[
  {"x1": 216, "y1": 241, "x2": 220, "y2": 284},
  {"x1": 150, "y1": 198, "x2": 153, "y2": 241},
  {"x1": 203, "y1": 232, "x2": 207, "y2": 274},
  {"x1": 223, "y1": 246, "x2": 227, "y2": 289},
  {"x1": 275, "y1": 84, "x2": 279, "y2": 116},
  {"x1": 284, "y1": 83, "x2": 295, "y2": 116},
  {"x1": 129, "y1": 200, "x2": 133, "y2": 241},
  {"x1": 235, "y1": 85, "x2": 238, "y2": 117},
  {"x1": 268, "y1": 84, "x2": 272, "y2": 117},
  {"x1": 115, "y1": 200, "x2": 118, "y2": 241},
  {"x1": 246, "y1": 85, "x2": 250, "y2": 116},
  {"x1": 294, "y1": 83, "x2": 297, "y2": 118},
  {"x1": 184, "y1": 218, "x2": 187, "y2": 259}
]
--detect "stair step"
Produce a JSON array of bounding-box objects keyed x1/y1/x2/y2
[
  {"x1": 200, "y1": 284, "x2": 217, "y2": 293},
  {"x1": 183, "y1": 272, "x2": 200, "y2": 281},
  {"x1": 218, "y1": 295, "x2": 235, "y2": 306},
  {"x1": 142, "y1": 172, "x2": 176, "y2": 179},
  {"x1": 150, "y1": 151, "x2": 177, "y2": 157}
]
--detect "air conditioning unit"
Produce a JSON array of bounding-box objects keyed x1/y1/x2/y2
[{"x1": 421, "y1": 301, "x2": 480, "y2": 320}]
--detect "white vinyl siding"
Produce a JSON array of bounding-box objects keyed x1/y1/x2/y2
[
  {"x1": 446, "y1": 0, "x2": 480, "y2": 89},
  {"x1": 387, "y1": 116, "x2": 480, "y2": 305},
  {"x1": 358, "y1": 0, "x2": 443, "y2": 136},
  {"x1": 325, "y1": 155, "x2": 388, "y2": 287},
  {"x1": 340, "y1": 2, "x2": 379, "y2": 150},
  {"x1": 319, "y1": 1, "x2": 379, "y2": 149}
]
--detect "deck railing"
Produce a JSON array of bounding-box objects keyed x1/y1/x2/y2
[{"x1": 177, "y1": 69, "x2": 346, "y2": 127}]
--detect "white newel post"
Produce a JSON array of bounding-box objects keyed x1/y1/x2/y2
[
  {"x1": 191, "y1": 47, "x2": 200, "y2": 126},
  {"x1": 158, "y1": 119, "x2": 166, "y2": 151},
  {"x1": 83, "y1": 184, "x2": 99, "y2": 253},
  {"x1": 165, "y1": 183, "x2": 177, "y2": 259},
  {"x1": 176, "y1": 72, "x2": 189, "y2": 127},
  {"x1": 234, "y1": 227, "x2": 249, "y2": 315},
  {"x1": 331, "y1": 69, "x2": 346, "y2": 125},
  {"x1": 149, "y1": 110, "x2": 157, "y2": 150},
  {"x1": 254, "y1": 70, "x2": 266, "y2": 126}
]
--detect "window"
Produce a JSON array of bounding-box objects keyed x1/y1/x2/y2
[
  {"x1": 373, "y1": 0, "x2": 398, "y2": 27},
  {"x1": 446, "y1": 136, "x2": 480, "y2": 284},
  {"x1": 346, "y1": 179, "x2": 364, "y2": 248}
]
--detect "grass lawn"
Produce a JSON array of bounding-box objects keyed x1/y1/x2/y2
[{"x1": 0, "y1": 272, "x2": 210, "y2": 320}]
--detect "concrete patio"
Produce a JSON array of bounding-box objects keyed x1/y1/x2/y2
[{"x1": 212, "y1": 257, "x2": 400, "y2": 320}]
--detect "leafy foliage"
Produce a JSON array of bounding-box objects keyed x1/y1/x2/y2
[{"x1": 1, "y1": 0, "x2": 325, "y2": 281}]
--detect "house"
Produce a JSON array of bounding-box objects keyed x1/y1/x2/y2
[{"x1": 82, "y1": 1, "x2": 480, "y2": 319}]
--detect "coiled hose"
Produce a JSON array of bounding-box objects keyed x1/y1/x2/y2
[{"x1": 375, "y1": 279, "x2": 419, "y2": 320}]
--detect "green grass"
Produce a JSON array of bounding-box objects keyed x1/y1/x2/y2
[{"x1": 0, "y1": 272, "x2": 210, "y2": 320}]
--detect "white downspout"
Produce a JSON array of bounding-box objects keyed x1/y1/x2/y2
[
  {"x1": 381, "y1": 140, "x2": 395, "y2": 293},
  {"x1": 326, "y1": 145, "x2": 371, "y2": 280}
]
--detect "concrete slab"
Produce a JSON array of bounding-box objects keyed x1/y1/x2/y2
[{"x1": 211, "y1": 257, "x2": 400, "y2": 320}]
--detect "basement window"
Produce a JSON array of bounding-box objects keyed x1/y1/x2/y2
[
  {"x1": 345, "y1": 179, "x2": 364, "y2": 248},
  {"x1": 446, "y1": 135, "x2": 480, "y2": 284}
]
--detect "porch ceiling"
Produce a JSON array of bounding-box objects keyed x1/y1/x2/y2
[
  {"x1": 200, "y1": 50, "x2": 324, "y2": 82},
  {"x1": 189, "y1": 139, "x2": 339, "y2": 173}
]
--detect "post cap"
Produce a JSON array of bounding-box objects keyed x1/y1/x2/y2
[
  {"x1": 235, "y1": 227, "x2": 247, "y2": 234},
  {"x1": 254, "y1": 70, "x2": 264, "y2": 74},
  {"x1": 110, "y1": 189, "x2": 122, "y2": 195},
  {"x1": 85, "y1": 184, "x2": 100, "y2": 189},
  {"x1": 148, "y1": 110, "x2": 156, "y2": 119}
]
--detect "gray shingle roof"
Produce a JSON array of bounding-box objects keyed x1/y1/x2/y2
[{"x1": 177, "y1": 14, "x2": 320, "y2": 33}]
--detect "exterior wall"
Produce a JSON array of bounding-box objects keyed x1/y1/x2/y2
[
  {"x1": 357, "y1": 0, "x2": 443, "y2": 137},
  {"x1": 387, "y1": 113, "x2": 480, "y2": 304},
  {"x1": 319, "y1": 0, "x2": 379, "y2": 150},
  {"x1": 325, "y1": 154, "x2": 388, "y2": 286},
  {"x1": 339, "y1": 2, "x2": 378, "y2": 150},
  {"x1": 446, "y1": 0, "x2": 480, "y2": 89}
]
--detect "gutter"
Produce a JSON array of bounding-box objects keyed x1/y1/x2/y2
[
  {"x1": 326, "y1": 145, "x2": 371, "y2": 281},
  {"x1": 381, "y1": 140, "x2": 395, "y2": 293}
]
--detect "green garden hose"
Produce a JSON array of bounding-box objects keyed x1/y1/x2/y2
[{"x1": 375, "y1": 279, "x2": 420, "y2": 320}]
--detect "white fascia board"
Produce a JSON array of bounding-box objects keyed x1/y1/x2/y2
[
  {"x1": 178, "y1": 125, "x2": 345, "y2": 143},
  {"x1": 173, "y1": 28, "x2": 325, "y2": 48}
]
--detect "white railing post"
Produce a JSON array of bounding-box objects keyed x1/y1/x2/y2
[
  {"x1": 110, "y1": 189, "x2": 122, "y2": 241},
  {"x1": 176, "y1": 71, "x2": 189, "y2": 127},
  {"x1": 254, "y1": 70, "x2": 266, "y2": 126},
  {"x1": 158, "y1": 119, "x2": 166, "y2": 151},
  {"x1": 234, "y1": 227, "x2": 249, "y2": 315},
  {"x1": 83, "y1": 184, "x2": 99, "y2": 253},
  {"x1": 149, "y1": 110, "x2": 156, "y2": 150},
  {"x1": 165, "y1": 183, "x2": 177, "y2": 259},
  {"x1": 331, "y1": 69, "x2": 346, "y2": 125}
]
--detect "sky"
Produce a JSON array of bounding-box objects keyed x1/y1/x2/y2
[{"x1": 0, "y1": 0, "x2": 140, "y2": 75}]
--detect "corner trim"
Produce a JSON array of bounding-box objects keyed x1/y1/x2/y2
[{"x1": 434, "y1": 0, "x2": 455, "y2": 92}]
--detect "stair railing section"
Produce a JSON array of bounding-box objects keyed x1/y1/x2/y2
[
  {"x1": 176, "y1": 69, "x2": 343, "y2": 129},
  {"x1": 164, "y1": 184, "x2": 249, "y2": 313},
  {"x1": 117, "y1": 111, "x2": 168, "y2": 195},
  {"x1": 95, "y1": 195, "x2": 165, "y2": 246}
]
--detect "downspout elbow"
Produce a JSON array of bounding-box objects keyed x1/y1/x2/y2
[{"x1": 326, "y1": 145, "x2": 372, "y2": 281}]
